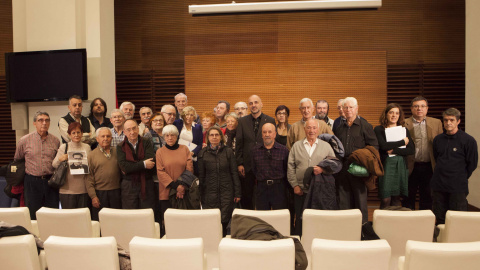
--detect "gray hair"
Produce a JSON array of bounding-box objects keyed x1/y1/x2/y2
[
  {"x1": 161, "y1": 104, "x2": 176, "y2": 113},
  {"x1": 304, "y1": 118, "x2": 320, "y2": 128},
  {"x1": 95, "y1": 127, "x2": 112, "y2": 137},
  {"x1": 139, "y1": 107, "x2": 153, "y2": 114},
  {"x1": 120, "y1": 101, "x2": 135, "y2": 112},
  {"x1": 225, "y1": 112, "x2": 239, "y2": 121},
  {"x1": 33, "y1": 111, "x2": 50, "y2": 122},
  {"x1": 175, "y1": 93, "x2": 188, "y2": 101},
  {"x1": 342, "y1": 97, "x2": 358, "y2": 107},
  {"x1": 162, "y1": 125, "x2": 179, "y2": 136},
  {"x1": 234, "y1": 101, "x2": 247, "y2": 109},
  {"x1": 337, "y1": 99, "x2": 345, "y2": 106},
  {"x1": 299, "y1": 98, "x2": 314, "y2": 108},
  {"x1": 442, "y1": 108, "x2": 461, "y2": 121},
  {"x1": 110, "y1": 109, "x2": 125, "y2": 118}
]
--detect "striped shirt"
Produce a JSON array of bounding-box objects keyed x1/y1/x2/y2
[
  {"x1": 111, "y1": 128, "x2": 125, "y2": 148},
  {"x1": 14, "y1": 132, "x2": 60, "y2": 176}
]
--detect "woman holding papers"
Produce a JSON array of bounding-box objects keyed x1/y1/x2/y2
[
  {"x1": 173, "y1": 106, "x2": 203, "y2": 175},
  {"x1": 374, "y1": 103, "x2": 415, "y2": 209},
  {"x1": 52, "y1": 122, "x2": 91, "y2": 209}
]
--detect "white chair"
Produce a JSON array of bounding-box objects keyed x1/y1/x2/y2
[
  {"x1": 164, "y1": 208, "x2": 222, "y2": 270},
  {"x1": 218, "y1": 238, "x2": 295, "y2": 270},
  {"x1": 0, "y1": 207, "x2": 39, "y2": 236},
  {"x1": 232, "y1": 208, "x2": 291, "y2": 236},
  {"x1": 36, "y1": 207, "x2": 100, "y2": 240},
  {"x1": 0, "y1": 234, "x2": 42, "y2": 270},
  {"x1": 130, "y1": 236, "x2": 205, "y2": 270},
  {"x1": 44, "y1": 236, "x2": 119, "y2": 270},
  {"x1": 99, "y1": 208, "x2": 160, "y2": 252},
  {"x1": 311, "y1": 238, "x2": 391, "y2": 270},
  {"x1": 301, "y1": 209, "x2": 362, "y2": 260},
  {"x1": 373, "y1": 209, "x2": 435, "y2": 270},
  {"x1": 437, "y1": 211, "x2": 480, "y2": 242},
  {"x1": 398, "y1": 240, "x2": 480, "y2": 270}
]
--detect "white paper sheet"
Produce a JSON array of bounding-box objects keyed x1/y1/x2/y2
[
  {"x1": 385, "y1": 126, "x2": 406, "y2": 157},
  {"x1": 178, "y1": 138, "x2": 197, "y2": 152}
]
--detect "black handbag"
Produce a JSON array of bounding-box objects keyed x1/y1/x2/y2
[
  {"x1": 48, "y1": 143, "x2": 69, "y2": 189},
  {"x1": 5, "y1": 159, "x2": 26, "y2": 186}
]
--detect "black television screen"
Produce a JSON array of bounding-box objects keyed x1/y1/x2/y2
[{"x1": 5, "y1": 48, "x2": 88, "y2": 102}]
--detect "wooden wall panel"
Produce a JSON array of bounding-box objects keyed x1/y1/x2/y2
[{"x1": 186, "y1": 51, "x2": 386, "y2": 124}]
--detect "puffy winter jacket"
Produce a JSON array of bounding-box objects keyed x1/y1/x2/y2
[{"x1": 198, "y1": 145, "x2": 241, "y2": 223}]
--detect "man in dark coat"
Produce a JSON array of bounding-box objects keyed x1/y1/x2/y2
[
  {"x1": 235, "y1": 95, "x2": 276, "y2": 209},
  {"x1": 117, "y1": 119, "x2": 156, "y2": 209}
]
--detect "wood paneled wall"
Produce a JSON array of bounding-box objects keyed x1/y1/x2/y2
[{"x1": 186, "y1": 51, "x2": 386, "y2": 123}]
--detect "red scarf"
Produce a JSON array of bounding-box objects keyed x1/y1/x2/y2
[{"x1": 121, "y1": 136, "x2": 146, "y2": 199}]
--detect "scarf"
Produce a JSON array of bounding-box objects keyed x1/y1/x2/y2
[
  {"x1": 225, "y1": 128, "x2": 237, "y2": 148},
  {"x1": 121, "y1": 136, "x2": 146, "y2": 199},
  {"x1": 165, "y1": 141, "x2": 180, "y2": 150}
]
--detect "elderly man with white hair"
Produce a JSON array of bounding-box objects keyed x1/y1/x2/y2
[
  {"x1": 234, "y1": 101, "x2": 248, "y2": 118},
  {"x1": 161, "y1": 104, "x2": 177, "y2": 125},
  {"x1": 333, "y1": 97, "x2": 378, "y2": 223},
  {"x1": 286, "y1": 97, "x2": 333, "y2": 150},
  {"x1": 120, "y1": 101, "x2": 135, "y2": 120},
  {"x1": 110, "y1": 109, "x2": 126, "y2": 148},
  {"x1": 87, "y1": 127, "x2": 122, "y2": 220},
  {"x1": 138, "y1": 106, "x2": 153, "y2": 136}
]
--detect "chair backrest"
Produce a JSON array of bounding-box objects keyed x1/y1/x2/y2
[
  {"x1": 164, "y1": 208, "x2": 222, "y2": 269},
  {"x1": 301, "y1": 209, "x2": 362, "y2": 257},
  {"x1": 44, "y1": 236, "x2": 119, "y2": 270},
  {"x1": 130, "y1": 236, "x2": 205, "y2": 270},
  {"x1": 373, "y1": 209, "x2": 435, "y2": 270},
  {"x1": 0, "y1": 234, "x2": 41, "y2": 270},
  {"x1": 36, "y1": 207, "x2": 94, "y2": 240},
  {"x1": 232, "y1": 208, "x2": 290, "y2": 236},
  {"x1": 0, "y1": 207, "x2": 34, "y2": 232},
  {"x1": 219, "y1": 238, "x2": 295, "y2": 270},
  {"x1": 443, "y1": 211, "x2": 480, "y2": 243},
  {"x1": 311, "y1": 238, "x2": 391, "y2": 270},
  {"x1": 403, "y1": 240, "x2": 480, "y2": 270},
  {"x1": 98, "y1": 208, "x2": 157, "y2": 252}
]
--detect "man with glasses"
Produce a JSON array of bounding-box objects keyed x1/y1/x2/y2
[
  {"x1": 404, "y1": 96, "x2": 443, "y2": 210},
  {"x1": 110, "y1": 109, "x2": 126, "y2": 148},
  {"x1": 14, "y1": 111, "x2": 61, "y2": 219},
  {"x1": 117, "y1": 119, "x2": 156, "y2": 209},
  {"x1": 252, "y1": 123, "x2": 289, "y2": 210},
  {"x1": 234, "y1": 101, "x2": 248, "y2": 118},
  {"x1": 334, "y1": 97, "x2": 378, "y2": 223},
  {"x1": 286, "y1": 98, "x2": 333, "y2": 150},
  {"x1": 161, "y1": 104, "x2": 177, "y2": 125}
]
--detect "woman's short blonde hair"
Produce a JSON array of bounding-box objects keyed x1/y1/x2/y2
[{"x1": 181, "y1": 106, "x2": 197, "y2": 122}]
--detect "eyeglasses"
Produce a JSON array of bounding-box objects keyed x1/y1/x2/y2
[
  {"x1": 235, "y1": 107, "x2": 247, "y2": 110},
  {"x1": 276, "y1": 112, "x2": 287, "y2": 115},
  {"x1": 112, "y1": 116, "x2": 124, "y2": 119},
  {"x1": 152, "y1": 119, "x2": 163, "y2": 123},
  {"x1": 124, "y1": 126, "x2": 138, "y2": 132},
  {"x1": 37, "y1": 119, "x2": 51, "y2": 123},
  {"x1": 412, "y1": 105, "x2": 428, "y2": 109},
  {"x1": 343, "y1": 106, "x2": 356, "y2": 111}
]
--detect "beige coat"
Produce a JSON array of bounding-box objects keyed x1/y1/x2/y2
[{"x1": 404, "y1": 116, "x2": 443, "y2": 173}]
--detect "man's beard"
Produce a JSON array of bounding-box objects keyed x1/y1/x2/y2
[
  {"x1": 316, "y1": 112, "x2": 328, "y2": 120},
  {"x1": 93, "y1": 111, "x2": 104, "y2": 118}
]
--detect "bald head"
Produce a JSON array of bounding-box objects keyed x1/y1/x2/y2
[
  {"x1": 262, "y1": 123, "x2": 276, "y2": 147},
  {"x1": 304, "y1": 119, "x2": 320, "y2": 141},
  {"x1": 248, "y1": 95, "x2": 263, "y2": 117}
]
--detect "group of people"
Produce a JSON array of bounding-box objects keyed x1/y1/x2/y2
[{"x1": 13, "y1": 93, "x2": 478, "y2": 237}]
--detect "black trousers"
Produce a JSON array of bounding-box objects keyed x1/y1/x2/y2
[
  {"x1": 432, "y1": 191, "x2": 468, "y2": 224},
  {"x1": 24, "y1": 174, "x2": 59, "y2": 220},
  {"x1": 240, "y1": 170, "x2": 256, "y2": 210},
  {"x1": 293, "y1": 193, "x2": 306, "y2": 237},
  {"x1": 406, "y1": 162, "x2": 433, "y2": 210},
  {"x1": 121, "y1": 178, "x2": 155, "y2": 210},
  {"x1": 91, "y1": 189, "x2": 122, "y2": 221},
  {"x1": 59, "y1": 193, "x2": 90, "y2": 209},
  {"x1": 255, "y1": 180, "x2": 287, "y2": 210},
  {"x1": 336, "y1": 163, "x2": 368, "y2": 223}
]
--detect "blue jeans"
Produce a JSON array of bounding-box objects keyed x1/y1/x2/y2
[{"x1": 24, "y1": 174, "x2": 59, "y2": 220}]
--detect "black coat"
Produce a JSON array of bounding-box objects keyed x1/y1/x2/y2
[{"x1": 198, "y1": 145, "x2": 241, "y2": 223}]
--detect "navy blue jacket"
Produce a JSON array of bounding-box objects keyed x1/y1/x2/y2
[{"x1": 173, "y1": 119, "x2": 203, "y2": 157}]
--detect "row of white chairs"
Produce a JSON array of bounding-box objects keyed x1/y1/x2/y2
[
  {"x1": 2, "y1": 207, "x2": 480, "y2": 270},
  {"x1": 3, "y1": 233, "x2": 480, "y2": 270}
]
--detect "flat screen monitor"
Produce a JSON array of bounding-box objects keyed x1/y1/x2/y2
[{"x1": 5, "y1": 48, "x2": 88, "y2": 102}]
